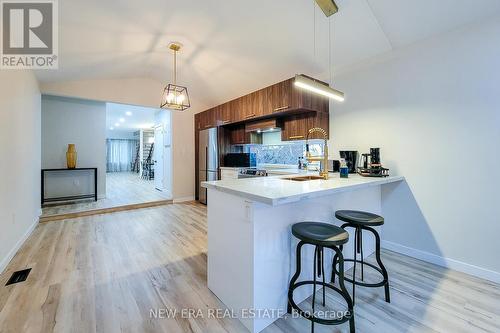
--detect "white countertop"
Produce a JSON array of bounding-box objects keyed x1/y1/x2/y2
[{"x1": 202, "y1": 173, "x2": 404, "y2": 206}]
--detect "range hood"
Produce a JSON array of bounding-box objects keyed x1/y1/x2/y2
[{"x1": 245, "y1": 119, "x2": 280, "y2": 133}]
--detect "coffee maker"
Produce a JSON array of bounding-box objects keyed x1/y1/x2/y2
[
  {"x1": 357, "y1": 148, "x2": 389, "y2": 177},
  {"x1": 339, "y1": 151, "x2": 358, "y2": 174}
]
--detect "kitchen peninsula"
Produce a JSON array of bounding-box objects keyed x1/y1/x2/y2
[{"x1": 202, "y1": 173, "x2": 404, "y2": 333}]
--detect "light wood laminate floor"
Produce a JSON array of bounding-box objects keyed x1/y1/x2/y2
[
  {"x1": 1, "y1": 203, "x2": 499, "y2": 333},
  {"x1": 42, "y1": 172, "x2": 171, "y2": 217}
]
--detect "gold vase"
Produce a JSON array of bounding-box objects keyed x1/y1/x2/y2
[{"x1": 66, "y1": 144, "x2": 77, "y2": 169}]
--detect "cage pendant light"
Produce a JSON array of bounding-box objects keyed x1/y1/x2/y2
[{"x1": 161, "y1": 42, "x2": 190, "y2": 110}]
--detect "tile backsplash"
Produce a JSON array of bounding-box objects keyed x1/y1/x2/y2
[
  {"x1": 250, "y1": 143, "x2": 304, "y2": 165},
  {"x1": 233, "y1": 140, "x2": 324, "y2": 165}
]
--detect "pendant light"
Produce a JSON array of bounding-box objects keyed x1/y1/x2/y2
[
  {"x1": 295, "y1": 0, "x2": 344, "y2": 102},
  {"x1": 160, "y1": 42, "x2": 191, "y2": 111}
]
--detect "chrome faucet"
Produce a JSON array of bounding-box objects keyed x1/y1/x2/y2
[{"x1": 305, "y1": 127, "x2": 329, "y2": 180}]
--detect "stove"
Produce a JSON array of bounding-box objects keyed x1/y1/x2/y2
[{"x1": 238, "y1": 168, "x2": 268, "y2": 179}]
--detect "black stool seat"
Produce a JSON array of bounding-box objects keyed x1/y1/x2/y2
[
  {"x1": 292, "y1": 222, "x2": 349, "y2": 246},
  {"x1": 335, "y1": 210, "x2": 384, "y2": 226}
]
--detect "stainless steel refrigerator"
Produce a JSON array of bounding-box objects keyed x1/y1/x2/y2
[{"x1": 198, "y1": 127, "x2": 218, "y2": 204}]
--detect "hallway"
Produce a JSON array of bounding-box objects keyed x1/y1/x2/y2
[{"x1": 41, "y1": 172, "x2": 171, "y2": 217}]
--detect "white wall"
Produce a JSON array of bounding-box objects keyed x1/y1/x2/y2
[
  {"x1": 41, "y1": 78, "x2": 195, "y2": 201},
  {"x1": 0, "y1": 71, "x2": 41, "y2": 273},
  {"x1": 331, "y1": 18, "x2": 500, "y2": 279},
  {"x1": 106, "y1": 130, "x2": 136, "y2": 140},
  {"x1": 41, "y1": 95, "x2": 106, "y2": 198}
]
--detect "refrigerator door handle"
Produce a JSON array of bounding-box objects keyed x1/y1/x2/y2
[{"x1": 206, "y1": 146, "x2": 208, "y2": 184}]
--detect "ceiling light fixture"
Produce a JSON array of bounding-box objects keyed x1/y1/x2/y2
[
  {"x1": 295, "y1": 74, "x2": 344, "y2": 102},
  {"x1": 119, "y1": 118, "x2": 125, "y2": 122},
  {"x1": 160, "y1": 42, "x2": 191, "y2": 111},
  {"x1": 109, "y1": 127, "x2": 114, "y2": 130},
  {"x1": 115, "y1": 123, "x2": 120, "y2": 127},
  {"x1": 126, "y1": 111, "x2": 132, "y2": 116},
  {"x1": 314, "y1": 0, "x2": 338, "y2": 17},
  {"x1": 295, "y1": 0, "x2": 344, "y2": 102}
]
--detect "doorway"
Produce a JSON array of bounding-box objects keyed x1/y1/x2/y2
[
  {"x1": 40, "y1": 96, "x2": 173, "y2": 219},
  {"x1": 105, "y1": 102, "x2": 172, "y2": 203}
]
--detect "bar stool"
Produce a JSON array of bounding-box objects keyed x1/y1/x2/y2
[
  {"x1": 288, "y1": 222, "x2": 355, "y2": 333},
  {"x1": 331, "y1": 210, "x2": 390, "y2": 305}
]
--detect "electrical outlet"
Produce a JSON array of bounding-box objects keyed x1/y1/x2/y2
[{"x1": 73, "y1": 179, "x2": 80, "y2": 186}]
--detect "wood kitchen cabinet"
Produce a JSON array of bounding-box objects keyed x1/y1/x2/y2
[
  {"x1": 228, "y1": 124, "x2": 247, "y2": 144},
  {"x1": 216, "y1": 102, "x2": 233, "y2": 125},
  {"x1": 280, "y1": 111, "x2": 329, "y2": 141},
  {"x1": 268, "y1": 79, "x2": 292, "y2": 113},
  {"x1": 226, "y1": 124, "x2": 263, "y2": 145},
  {"x1": 230, "y1": 94, "x2": 256, "y2": 122},
  {"x1": 198, "y1": 108, "x2": 217, "y2": 129},
  {"x1": 197, "y1": 76, "x2": 329, "y2": 129}
]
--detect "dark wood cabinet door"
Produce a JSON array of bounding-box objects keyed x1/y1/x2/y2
[
  {"x1": 229, "y1": 124, "x2": 247, "y2": 144},
  {"x1": 198, "y1": 108, "x2": 217, "y2": 129},
  {"x1": 270, "y1": 79, "x2": 292, "y2": 113},
  {"x1": 230, "y1": 98, "x2": 244, "y2": 123},
  {"x1": 281, "y1": 113, "x2": 308, "y2": 141},
  {"x1": 307, "y1": 112, "x2": 329, "y2": 139},
  {"x1": 248, "y1": 90, "x2": 266, "y2": 119},
  {"x1": 218, "y1": 103, "x2": 233, "y2": 125},
  {"x1": 241, "y1": 94, "x2": 257, "y2": 121},
  {"x1": 281, "y1": 112, "x2": 329, "y2": 141}
]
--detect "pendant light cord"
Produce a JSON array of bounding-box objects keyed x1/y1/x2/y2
[
  {"x1": 173, "y1": 49, "x2": 177, "y2": 85},
  {"x1": 313, "y1": 0, "x2": 316, "y2": 71},
  {"x1": 329, "y1": 17, "x2": 332, "y2": 86}
]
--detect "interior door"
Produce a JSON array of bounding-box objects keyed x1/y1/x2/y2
[{"x1": 154, "y1": 126, "x2": 164, "y2": 191}]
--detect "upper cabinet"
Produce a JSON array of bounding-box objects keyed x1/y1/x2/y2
[
  {"x1": 197, "y1": 108, "x2": 217, "y2": 129},
  {"x1": 215, "y1": 103, "x2": 233, "y2": 126},
  {"x1": 196, "y1": 76, "x2": 330, "y2": 130},
  {"x1": 268, "y1": 79, "x2": 292, "y2": 113}
]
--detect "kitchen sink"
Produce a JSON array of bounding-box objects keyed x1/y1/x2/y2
[{"x1": 283, "y1": 175, "x2": 326, "y2": 181}]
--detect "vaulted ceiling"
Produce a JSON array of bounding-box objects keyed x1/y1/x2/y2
[{"x1": 36, "y1": 0, "x2": 500, "y2": 112}]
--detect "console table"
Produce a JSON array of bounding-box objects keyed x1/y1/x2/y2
[{"x1": 41, "y1": 168, "x2": 98, "y2": 205}]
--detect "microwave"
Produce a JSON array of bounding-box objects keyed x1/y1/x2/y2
[{"x1": 224, "y1": 153, "x2": 257, "y2": 168}]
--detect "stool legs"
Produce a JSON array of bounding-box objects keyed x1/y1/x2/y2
[
  {"x1": 352, "y1": 228, "x2": 357, "y2": 304},
  {"x1": 331, "y1": 225, "x2": 391, "y2": 305},
  {"x1": 331, "y1": 223, "x2": 348, "y2": 284},
  {"x1": 333, "y1": 246, "x2": 355, "y2": 333},
  {"x1": 364, "y1": 226, "x2": 390, "y2": 303},
  {"x1": 287, "y1": 241, "x2": 305, "y2": 314},
  {"x1": 288, "y1": 241, "x2": 355, "y2": 333},
  {"x1": 321, "y1": 247, "x2": 325, "y2": 307},
  {"x1": 312, "y1": 246, "x2": 317, "y2": 333},
  {"x1": 358, "y1": 227, "x2": 364, "y2": 281}
]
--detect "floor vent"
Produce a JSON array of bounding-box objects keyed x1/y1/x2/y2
[{"x1": 5, "y1": 268, "x2": 31, "y2": 286}]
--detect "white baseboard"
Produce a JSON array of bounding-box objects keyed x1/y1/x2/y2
[
  {"x1": 0, "y1": 213, "x2": 40, "y2": 274},
  {"x1": 382, "y1": 240, "x2": 500, "y2": 284},
  {"x1": 173, "y1": 196, "x2": 195, "y2": 203}
]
